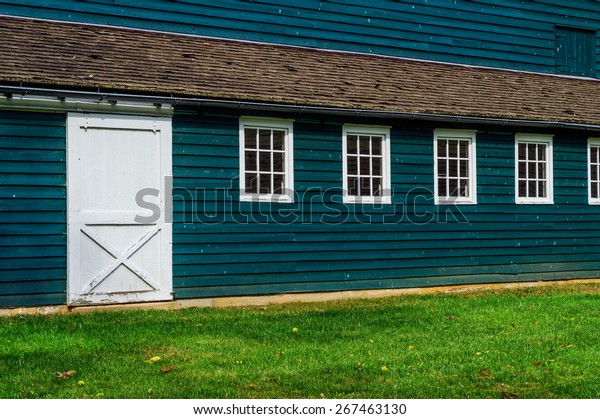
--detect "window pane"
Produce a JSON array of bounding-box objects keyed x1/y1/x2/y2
[
  {"x1": 245, "y1": 173, "x2": 258, "y2": 193},
  {"x1": 359, "y1": 136, "x2": 370, "y2": 154},
  {"x1": 459, "y1": 160, "x2": 468, "y2": 178},
  {"x1": 245, "y1": 151, "x2": 257, "y2": 171},
  {"x1": 448, "y1": 159, "x2": 458, "y2": 177},
  {"x1": 272, "y1": 130, "x2": 285, "y2": 151},
  {"x1": 259, "y1": 129, "x2": 271, "y2": 150},
  {"x1": 537, "y1": 144, "x2": 546, "y2": 160},
  {"x1": 448, "y1": 178, "x2": 458, "y2": 196},
  {"x1": 373, "y1": 177, "x2": 382, "y2": 196},
  {"x1": 448, "y1": 140, "x2": 458, "y2": 158},
  {"x1": 592, "y1": 147, "x2": 599, "y2": 164},
  {"x1": 459, "y1": 141, "x2": 469, "y2": 158},
  {"x1": 438, "y1": 159, "x2": 447, "y2": 177},
  {"x1": 528, "y1": 162, "x2": 537, "y2": 179},
  {"x1": 259, "y1": 152, "x2": 271, "y2": 171},
  {"x1": 538, "y1": 181, "x2": 547, "y2": 198},
  {"x1": 518, "y1": 162, "x2": 526, "y2": 178},
  {"x1": 347, "y1": 156, "x2": 358, "y2": 175},
  {"x1": 259, "y1": 173, "x2": 271, "y2": 194},
  {"x1": 360, "y1": 177, "x2": 371, "y2": 196},
  {"x1": 372, "y1": 157, "x2": 382, "y2": 176},
  {"x1": 460, "y1": 178, "x2": 469, "y2": 197},
  {"x1": 518, "y1": 143, "x2": 526, "y2": 160},
  {"x1": 360, "y1": 157, "x2": 370, "y2": 175},
  {"x1": 593, "y1": 181, "x2": 599, "y2": 199},
  {"x1": 528, "y1": 180, "x2": 537, "y2": 197},
  {"x1": 245, "y1": 128, "x2": 257, "y2": 149},
  {"x1": 592, "y1": 164, "x2": 598, "y2": 181},
  {"x1": 273, "y1": 152, "x2": 284, "y2": 173},
  {"x1": 518, "y1": 180, "x2": 527, "y2": 197},
  {"x1": 538, "y1": 162, "x2": 546, "y2": 180},
  {"x1": 438, "y1": 139, "x2": 447, "y2": 157},
  {"x1": 348, "y1": 177, "x2": 359, "y2": 196},
  {"x1": 528, "y1": 143, "x2": 537, "y2": 160},
  {"x1": 372, "y1": 138, "x2": 382, "y2": 156},
  {"x1": 438, "y1": 178, "x2": 447, "y2": 197},
  {"x1": 347, "y1": 135, "x2": 358, "y2": 154},
  {"x1": 273, "y1": 174, "x2": 284, "y2": 195}
]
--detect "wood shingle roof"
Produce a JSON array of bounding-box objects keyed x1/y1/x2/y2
[{"x1": 1, "y1": 16, "x2": 600, "y2": 126}]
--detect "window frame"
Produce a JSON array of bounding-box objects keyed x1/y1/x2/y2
[
  {"x1": 588, "y1": 138, "x2": 600, "y2": 205},
  {"x1": 433, "y1": 129, "x2": 478, "y2": 205},
  {"x1": 514, "y1": 134, "x2": 554, "y2": 205},
  {"x1": 239, "y1": 116, "x2": 294, "y2": 203},
  {"x1": 342, "y1": 124, "x2": 392, "y2": 204}
]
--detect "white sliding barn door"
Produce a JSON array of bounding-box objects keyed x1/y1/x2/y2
[{"x1": 67, "y1": 113, "x2": 172, "y2": 306}]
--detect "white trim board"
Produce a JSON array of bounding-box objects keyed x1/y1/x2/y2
[
  {"x1": 433, "y1": 129, "x2": 478, "y2": 205},
  {"x1": 342, "y1": 124, "x2": 392, "y2": 205},
  {"x1": 514, "y1": 133, "x2": 554, "y2": 205},
  {"x1": 0, "y1": 95, "x2": 173, "y2": 116}
]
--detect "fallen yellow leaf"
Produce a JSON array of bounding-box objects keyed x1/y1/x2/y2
[
  {"x1": 56, "y1": 370, "x2": 75, "y2": 379},
  {"x1": 145, "y1": 356, "x2": 161, "y2": 364}
]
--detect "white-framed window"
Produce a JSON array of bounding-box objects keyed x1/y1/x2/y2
[
  {"x1": 588, "y1": 138, "x2": 600, "y2": 204},
  {"x1": 239, "y1": 117, "x2": 294, "y2": 202},
  {"x1": 515, "y1": 134, "x2": 553, "y2": 204},
  {"x1": 342, "y1": 124, "x2": 392, "y2": 204},
  {"x1": 433, "y1": 129, "x2": 477, "y2": 205}
]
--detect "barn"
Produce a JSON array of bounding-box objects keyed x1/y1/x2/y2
[{"x1": 2, "y1": 3, "x2": 600, "y2": 309}]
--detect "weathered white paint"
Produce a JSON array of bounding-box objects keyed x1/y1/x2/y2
[
  {"x1": 0, "y1": 95, "x2": 173, "y2": 116},
  {"x1": 67, "y1": 113, "x2": 172, "y2": 306}
]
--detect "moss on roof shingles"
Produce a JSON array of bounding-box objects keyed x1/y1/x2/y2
[{"x1": 1, "y1": 16, "x2": 599, "y2": 125}]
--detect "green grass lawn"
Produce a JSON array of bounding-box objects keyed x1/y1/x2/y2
[{"x1": 1, "y1": 283, "x2": 600, "y2": 399}]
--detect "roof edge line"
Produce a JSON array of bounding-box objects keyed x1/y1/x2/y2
[{"x1": 1, "y1": 84, "x2": 600, "y2": 132}]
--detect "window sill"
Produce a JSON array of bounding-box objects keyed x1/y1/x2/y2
[
  {"x1": 343, "y1": 196, "x2": 392, "y2": 205},
  {"x1": 240, "y1": 193, "x2": 294, "y2": 203},
  {"x1": 515, "y1": 199, "x2": 554, "y2": 205},
  {"x1": 435, "y1": 198, "x2": 477, "y2": 205}
]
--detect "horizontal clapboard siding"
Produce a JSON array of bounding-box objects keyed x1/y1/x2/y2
[
  {"x1": 172, "y1": 108, "x2": 600, "y2": 299},
  {"x1": 0, "y1": 111, "x2": 67, "y2": 307},
  {"x1": 0, "y1": 0, "x2": 598, "y2": 76}
]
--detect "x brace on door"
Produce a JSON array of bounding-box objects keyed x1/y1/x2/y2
[{"x1": 80, "y1": 225, "x2": 162, "y2": 294}]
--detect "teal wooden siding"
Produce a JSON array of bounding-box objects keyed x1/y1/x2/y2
[
  {"x1": 556, "y1": 26, "x2": 597, "y2": 77},
  {"x1": 1, "y1": 106, "x2": 599, "y2": 307},
  {"x1": 0, "y1": 111, "x2": 67, "y2": 307},
  {"x1": 172, "y1": 108, "x2": 600, "y2": 299},
  {"x1": 0, "y1": 0, "x2": 598, "y2": 77}
]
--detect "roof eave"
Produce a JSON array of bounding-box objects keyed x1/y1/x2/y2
[{"x1": 2, "y1": 84, "x2": 600, "y2": 132}]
